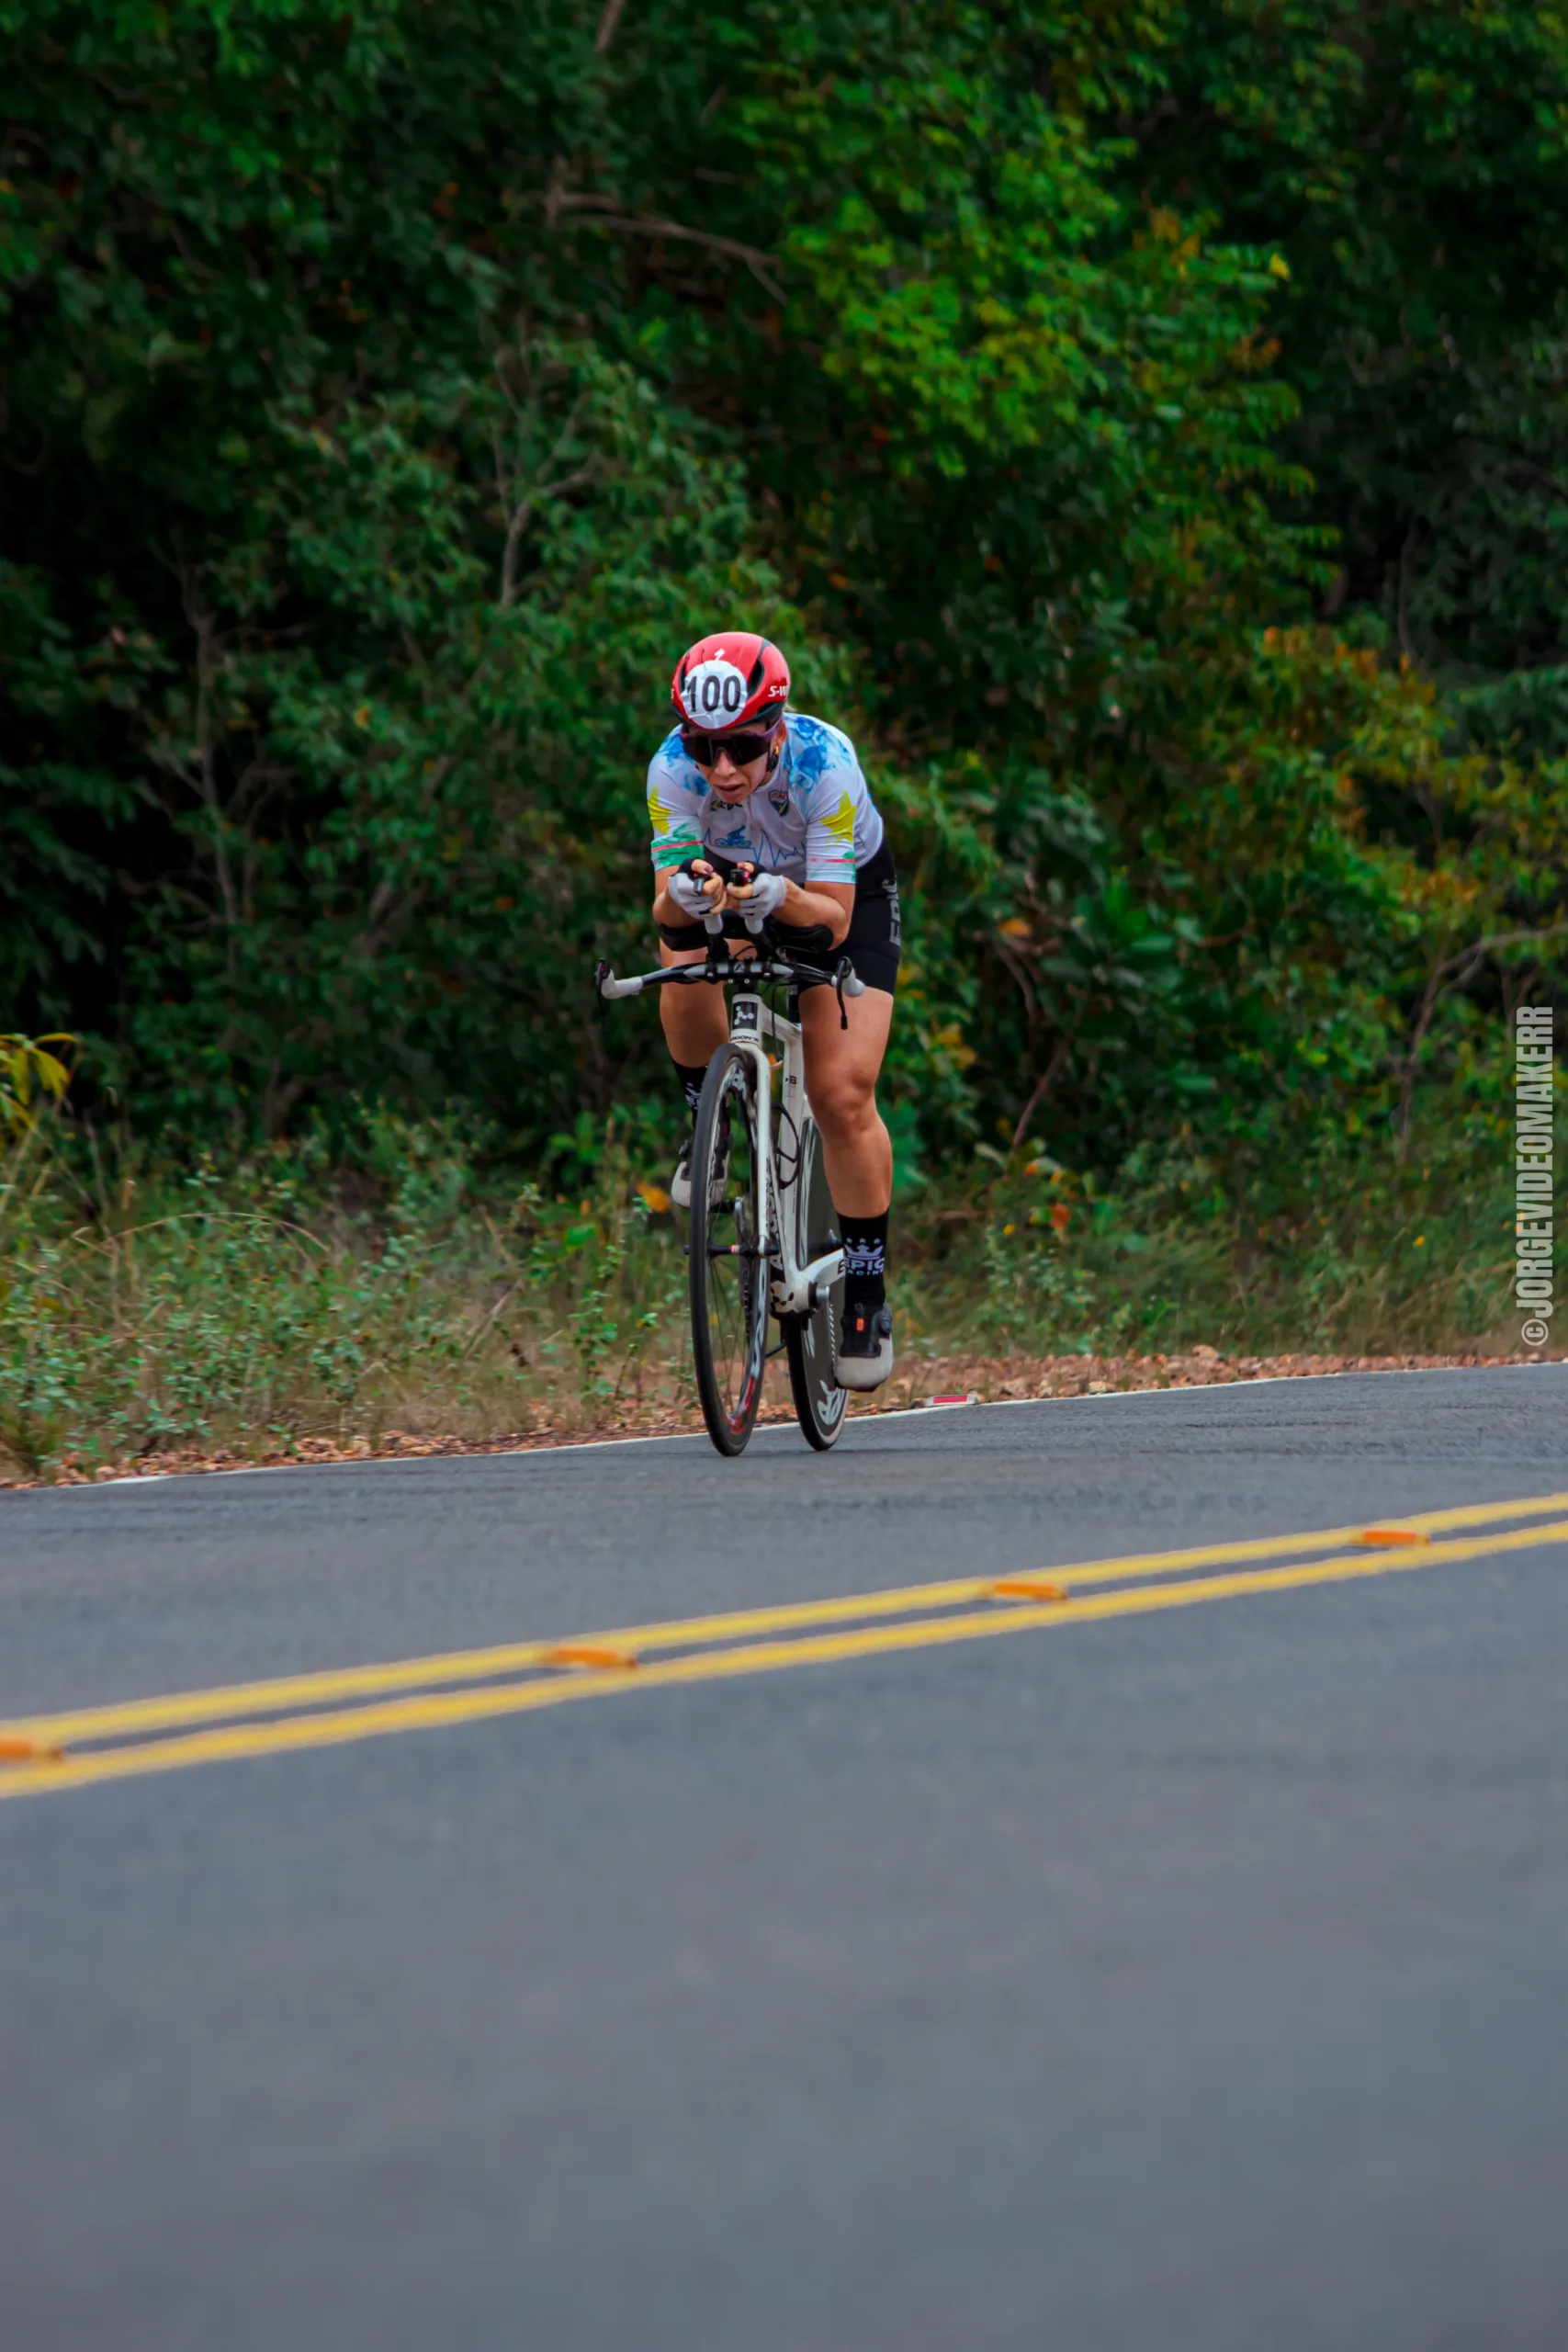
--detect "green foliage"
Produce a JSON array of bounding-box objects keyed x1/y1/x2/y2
[
  {"x1": 1145, "y1": 1, "x2": 1568, "y2": 722},
  {"x1": 0, "y1": 1031, "x2": 73, "y2": 1136},
  {"x1": 0, "y1": 1109, "x2": 692, "y2": 1476},
  {"x1": 1, "y1": 0, "x2": 1563, "y2": 1213},
  {"x1": 0, "y1": 1105, "x2": 1514, "y2": 1479},
  {"x1": 119, "y1": 334, "x2": 812, "y2": 1131}
]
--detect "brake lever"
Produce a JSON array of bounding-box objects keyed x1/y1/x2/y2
[{"x1": 831, "y1": 956, "x2": 865, "y2": 1029}]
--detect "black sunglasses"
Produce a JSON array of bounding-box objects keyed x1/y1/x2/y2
[{"x1": 681, "y1": 725, "x2": 781, "y2": 768}]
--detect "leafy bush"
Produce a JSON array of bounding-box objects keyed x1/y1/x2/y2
[
  {"x1": 0, "y1": 1091, "x2": 1518, "y2": 1480},
  {"x1": 0, "y1": 1099, "x2": 697, "y2": 1476},
  {"x1": 1, "y1": 0, "x2": 1562, "y2": 1295}
]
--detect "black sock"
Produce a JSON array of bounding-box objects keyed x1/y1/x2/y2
[
  {"x1": 840, "y1": 1209, "x2": 889, "y2": 1311},
  {"x1": 672, "y1": 1060, "x2": 707, "y2": 1122}
]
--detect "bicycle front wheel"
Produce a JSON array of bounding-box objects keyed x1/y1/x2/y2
[{"x1": 689, "y1": 1042, "x2": 769, "y2": 1456}]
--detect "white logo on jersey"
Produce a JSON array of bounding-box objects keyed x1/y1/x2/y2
[{"x1": 680, "y1": 656, "x2": 750, "y2": 725}]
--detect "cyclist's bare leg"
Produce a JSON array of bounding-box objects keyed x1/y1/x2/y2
[
  {"x1": 658, "y1": 942, "x2": 729, "y2": 1067},
  {"x1": 798, "y1": 983, "x2": 894, "y2": 1216}
]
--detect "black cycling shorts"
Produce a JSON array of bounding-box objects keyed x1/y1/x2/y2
[{"x1": 657, "y1": 837, "x2": 901, "y2": 997}]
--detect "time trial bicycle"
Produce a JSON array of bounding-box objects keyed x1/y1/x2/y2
[{"x1": 595, "y1": 921, "x2": 863, "y2": 1456}]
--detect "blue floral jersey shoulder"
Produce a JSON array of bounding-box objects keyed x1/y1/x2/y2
[{"x1": 647, "y1": 712, "x2": 885, "y2": 885}]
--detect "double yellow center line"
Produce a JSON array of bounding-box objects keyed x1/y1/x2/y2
[{"x1": 4, "y1": 1490, "x2": 1567, "y2": 1802}]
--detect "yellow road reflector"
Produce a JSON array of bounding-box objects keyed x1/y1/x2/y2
[
  {"x1": 541, "y1": 1644, "x2": 639, "y2": 1672},
  {"x1": 14, "y1": 1488, "x2": 1568, "y2": 1758},
  {"x1": 6, "y1": 1490, "x2": 1568, "y2": 1802},
  {"x1": 8, "y1": 1513, "x2": 1568, "y2": 1804},
  {"x1": 0, "y1": 1736, "x2": 64, "y2": 1765}
]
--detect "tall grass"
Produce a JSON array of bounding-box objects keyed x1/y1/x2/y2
[
  {"x1": 0, "y1": 1109, "x2": 694, "y2": 1477},
  {"x1": 0, "y1": 1091, "x2": 1522, "y2": 1481},
  {"x1": 903, "y1": 1135, "x2": 1515, "y2": 1363}
]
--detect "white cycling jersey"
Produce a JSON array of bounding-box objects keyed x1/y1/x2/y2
[{"x1": 647, "y1": 712, "x2": 885, "y2": 886}]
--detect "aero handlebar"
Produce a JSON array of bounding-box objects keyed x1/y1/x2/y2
[{"x1": 594, "y1": 944, "x2": 867, "y2": 1024}]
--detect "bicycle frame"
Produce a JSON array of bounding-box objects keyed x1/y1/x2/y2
[
  {"x1": 595, "y1": 934, "x2": 860, "y2": 1317},
  {"x1": 727, "y1": 984, "x2": 843, "y2": 1318}
]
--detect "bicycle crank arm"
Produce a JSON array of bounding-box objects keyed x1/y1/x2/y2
[{"x1": 773, "y1": 1247, "x2": 845, "y2": 1316}]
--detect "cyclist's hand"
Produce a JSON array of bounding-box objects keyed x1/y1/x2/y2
[
  {"x1": 726, "y1": 866, "x2": 788, "y2": 921},
  {"x1": 668, "y1": 861, "x2": 724, "y2": 922}
]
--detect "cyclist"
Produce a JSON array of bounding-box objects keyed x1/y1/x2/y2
[{"x1": 649, "y1": 631, "x2": 897, "y2": 1390}]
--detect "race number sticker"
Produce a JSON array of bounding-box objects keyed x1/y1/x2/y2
[{"x1": 679, "y1": 654, "x2": 751, "y2": 726}]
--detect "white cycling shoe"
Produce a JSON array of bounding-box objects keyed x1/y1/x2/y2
[
  {"x1": 670, "y1": 1133, "x2": 730, "y2": 1214},
  {"x1": 836, "y1": 1301, "x2": 894, "y2": 1392}
]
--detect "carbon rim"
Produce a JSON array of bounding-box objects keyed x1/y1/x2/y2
[
  {"x1": 784, "y1": 1116, "x2": 848, "y2": 1450},
  {"x1": 690, "y1": 1049, "x2": 768, "y2": 1455}
]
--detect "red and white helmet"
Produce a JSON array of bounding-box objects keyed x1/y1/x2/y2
[{"x1": 671, "y1": 632, "x2": 789, "y2": 732}]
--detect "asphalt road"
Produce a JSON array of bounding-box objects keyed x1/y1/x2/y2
[{"x1": 3, "y1": 1366, "x2": 1567, "y2": 2350}]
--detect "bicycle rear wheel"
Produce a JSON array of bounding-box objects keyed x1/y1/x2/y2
[
  {"x1": 784, "y1": 1111, "x2": 849, "y2": 1451},
  {"x1": 689, "y1": 1043, "x2": 769, "y2": 1457}
]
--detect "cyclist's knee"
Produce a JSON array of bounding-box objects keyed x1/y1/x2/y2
[{"x1": 811, "y1": 1074, "x2": 877, "y2": 1139}]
